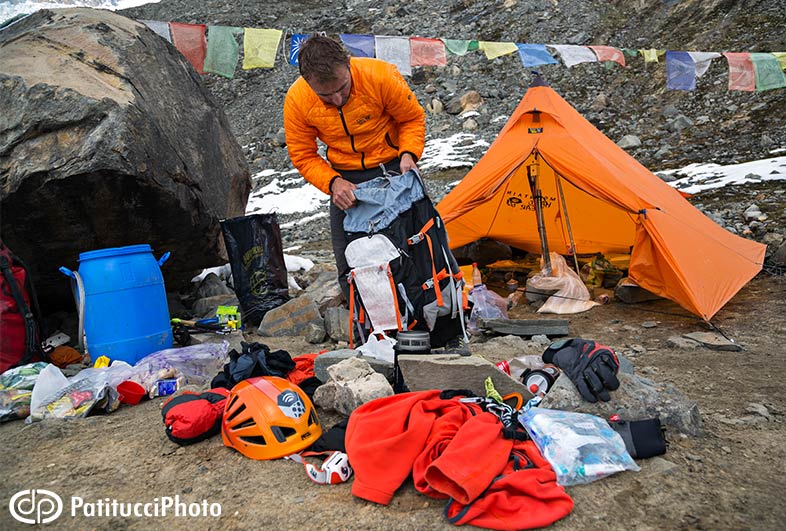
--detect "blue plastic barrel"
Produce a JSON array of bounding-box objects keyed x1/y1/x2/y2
[{"x1": 65, "y1": 244, "x2": 172, "y2": 365}]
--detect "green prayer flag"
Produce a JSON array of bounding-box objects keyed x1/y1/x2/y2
[
  {"x1": 442, "y1": 39, "x2": 472, "y2": 56},
  {"x1": 204, "y1": 26, "x2": 242, "y2": 78},
  {"x1": 751, "y1": 52, "x2": 786, "y2": 91}
]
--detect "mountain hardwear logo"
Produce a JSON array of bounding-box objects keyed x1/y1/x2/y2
[{"x1": 9, "y1": 489, "x2": 63, "y2": 524}]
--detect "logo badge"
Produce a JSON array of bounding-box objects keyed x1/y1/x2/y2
[{"x1": 9, "y1": 489, "x2": 63, "y2": 524}]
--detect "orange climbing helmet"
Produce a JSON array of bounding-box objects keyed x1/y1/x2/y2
[{"x1": 221, "y1": 376, "x2": 322, "y2": 460}]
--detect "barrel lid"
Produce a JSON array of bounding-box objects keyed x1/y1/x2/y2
[{"x1": 79, "y1": 244, "x2": 153, "y2": 262}]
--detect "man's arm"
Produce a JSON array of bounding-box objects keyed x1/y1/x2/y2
[{"x1": 283, "y1": 86, "x2": 340, "y2": 195}]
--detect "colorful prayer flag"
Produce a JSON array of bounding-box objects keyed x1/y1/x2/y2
[
  {"x1": 773, "y1": 52, "x2": 786, "y2": 71},
  {"x1": 442, "y1": 39, "x2": 473, "y2": 56},
  {"x1": 548, "y1": 45, "x2": 597, "y2": 67},
  {"x1": 340, "y1": 34, "x2": 375, "y2": 57},
  {"x1": 375, "y1": 36, "x2": 412, "y2": 76},
  {"x1": 750, "y1": 53, "x2": 786, "y2": 91},
  {"x1": 204, "y1": 26, "x2": 242, "y2": 79},
  {"x1": 687, "y1": 52, "x2": 720, "y2": 78},
  {"x1": 289, "y1": 33, "x2": 308, "y2": 65},
  {"x1": 243, "y1": 28, "x2": 282, "y2": 69},
  {"x1": 478, "y1": 41, "x2": 518, "y2": 60},
  {"x1": 410, "y1": 37, "x2": 447, "y2": 67},
  {"x1": 515, "y1": 44, "x2": 557, "y2": 67},
  {"x1": 724, "y1": 52, "x2": 755, "y2": 91},
  {"x1": 589, "y1": 46, "x2": 626, "y2": 67},
  {"x1": 169, "y1": 22, "x2": 207, "y2": 74},
  {"x1": 140, "y1": 20, "x2": 171, "y2": 42},
  {"x1": 666, "y1": 51, "x2": 695, "y2": 90},
  {"x1": 640, "y1": 49, "x2": 659, "y2": 63}
]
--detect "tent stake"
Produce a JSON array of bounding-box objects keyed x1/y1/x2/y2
[{"x1": 556, "y1": 174, "x2": 582, "y2": 276}]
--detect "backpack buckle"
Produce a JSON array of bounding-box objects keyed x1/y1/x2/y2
[{"x1": 408, "y1": 232, "x2": 425, "y2": 245}]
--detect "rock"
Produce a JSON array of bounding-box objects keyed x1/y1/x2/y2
[
  {"x1": 614, "y1": 277, "x2": 662, "y2": 303},
  {"x1": 667, "y1": 115, "x2": 694, "y2": 133},
  {"x1": 303, "y1": 271, "x2": 344, "y2": 313},
  {"x1": 770, "y1": 241, "x2": 786, "y2": 268},
  {"x1": 397, "y1": 353, "x2": 533, "y2": 398},
  {"x1": 617, "y1": 135, "x2": 642, "y2": 150},
  {"x1": 192, "y1": 294, "x2": 240, "y2": 319},
  {"x1": 590, "y1": 93, "x2": 608, "y2": 111},
  {"x1": 313, "y1": 357, "x2": 393, "y2": 415},
  {"x1": 323, "y1": 307, "x2": 353, "y2": 343},
  {"x1": 682, "y1": 331, "x2": 742, "y2": 351},
  {"x1": 665, "y1": 336, "x2": 701, "y2": 350},
  {"x1": 313, "y1": 349, "x2": 394, "y2": 383},
  {"x1": 304, "y1": 321, "x2": 326, "y2": 344},
  {"x1": 459, "y1": 90, "x2": 483, "y2": 112},
  {"x1": 0, "y1": 9, "x2": 250, "y2": 310},
  {"x1": 426, "y1": 98, "x2": 444, "y2": 114},
  {"x1": 462, "y1": 118, "x2": 478, "y2": 130},
  {"x1": 257, "y1": 296, "x2": 323, "y2": 337},
  {"x1": 541, "y1": 372, "x2": 703, "y2": 435},
  {"x1": 194, "y1": 273, "x2": 234, "y2": 299}
]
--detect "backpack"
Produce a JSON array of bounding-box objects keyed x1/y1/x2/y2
[
  {"x1": 343, "y1": 170, "x2": 466, "y2": 347},
  {"x1": 0, "y1": 240, "x2": 45, "y2": 374}
]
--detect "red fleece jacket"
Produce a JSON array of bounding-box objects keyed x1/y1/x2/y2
[{"x1": 345, "y1": 391, "x2": 573, "y2": 530}]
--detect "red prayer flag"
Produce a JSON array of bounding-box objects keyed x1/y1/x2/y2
[
  {"x1": 723, "y1": 52, "x2": 755, "y2": 91},
  {"x1": 589, "y1": 46, "x2": 626, "y2": 67},
  {"x1": 410, "y1": 37, "x2": 447, "y2": 67},
  {"x1": 170, "y1": 22, "x2": 207, "y2": 74}
]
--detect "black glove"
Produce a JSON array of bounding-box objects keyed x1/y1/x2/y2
[{"x1": 542, "y1": 338, "x2": 620, "y2": 403}]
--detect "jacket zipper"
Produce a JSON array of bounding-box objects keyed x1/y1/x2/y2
[
  {"x1": 385, "y1": 132, "x2": 399, "y2": 150},
  {"x1": 338, "y1": 107, "x2": 366, "y2": 170}
]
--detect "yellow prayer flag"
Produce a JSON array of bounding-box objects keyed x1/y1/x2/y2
[
  {"x1": 478, "y1": 41, "x2": 518, "y2": 60},
  {"x1": 640, "y1": 48, "x2": 659, "y2": 63},
  {"x1": 773, "y1": 52, "x2": 786, "y2": 71},
  {"x1": 243, "y1": 28, "x2": 282, "y2": 69}
]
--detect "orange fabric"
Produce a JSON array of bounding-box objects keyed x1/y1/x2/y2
[
  {"x1": 287, "y1": 353, "x2": 322, "y2": 385},
  {"x1": 284, "y1": 57, "x2": 426, "y2": 194},
  {"x1": 436, "y1": 85, "x2": 765, "y2": 320},
  {"x1": 444, "y1": 440, "x2": 574, "y2": 530},
  {"x1": 345, "y1": 391, "x2": 573, "y2": 529}
]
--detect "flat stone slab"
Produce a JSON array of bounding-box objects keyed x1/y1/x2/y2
[
  {"x1": 398, "y1": 354, "x2": 533, "y2": 399},
  {"x1": 682, "y1": 331, "x2": 742, "y2": 351},
  {"x1": 478, "y1": 318, "x2": 569, "y2": 337},
  {"x1": 314, "y1": 349, "x2": 394, "y2": 383}
]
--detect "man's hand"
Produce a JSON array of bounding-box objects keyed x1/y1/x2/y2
[
  {"x1": 400, "y1": 152, "x2": 419, "y2": 175},
  {"x1": 331, "y1": 177, "x2": 357, "y2": 210}
]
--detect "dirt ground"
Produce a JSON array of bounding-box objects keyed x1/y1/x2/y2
[{"x1": 1, "y1": 273, "x2": 785, "y2": 531}]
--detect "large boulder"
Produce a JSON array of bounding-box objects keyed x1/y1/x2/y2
[{"x1": 0, "y1": 8, "x2": 250, "y2": 310}]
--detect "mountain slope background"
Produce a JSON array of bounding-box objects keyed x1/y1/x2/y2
[{"x1": 119, "y1": 0, "x2": 786, "y2": 177}]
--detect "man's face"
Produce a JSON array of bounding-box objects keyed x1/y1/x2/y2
[{"x1": 307, "y1": 65, "x2": 352, "y2": 107}]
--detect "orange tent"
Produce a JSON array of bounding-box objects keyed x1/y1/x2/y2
[{"x1": 436, "y1": 80, "x2": 765, "y2": 321}]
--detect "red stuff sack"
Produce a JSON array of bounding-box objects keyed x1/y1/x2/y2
[{"x1": 161, "y1": 388, "x2": 230, "y2": 445}]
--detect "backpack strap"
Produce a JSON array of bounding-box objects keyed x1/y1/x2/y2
[{"x1": 408, "y1": 217, "x2": 445, "y2": 307}]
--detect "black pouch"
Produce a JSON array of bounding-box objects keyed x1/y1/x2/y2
[{"x1": 610, "y1": 417, "x2": 667, "y2": 459}]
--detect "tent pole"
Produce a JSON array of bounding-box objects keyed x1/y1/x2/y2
[
  {"x1": 527, "y1": 152, "x2": 552, "y2": 274},
  {"x1": 556, "y1": 174, "x2": 582, "y2": 276}
]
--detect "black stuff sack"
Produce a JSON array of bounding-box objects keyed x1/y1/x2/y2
[{"x1": 221, "y1": 214, "x2": 290, "y2": 327}]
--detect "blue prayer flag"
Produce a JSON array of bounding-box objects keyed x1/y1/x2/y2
[
  {"x1": 666, "y1": 51, "x2": 695, "y2": 90},
  {"x1": 340, "y1": 34, "x2": 375, "y2": 58},
  {"x1": 289, "y1": 33, "x2": 308, "y2": 66},
  {"x1": 516, "y1": 44, "x2": 558, "y2": 67}
]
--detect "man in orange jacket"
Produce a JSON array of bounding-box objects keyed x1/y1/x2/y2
[{"x1": 283, "y1": 34, "x2": 426, "y2": 299}]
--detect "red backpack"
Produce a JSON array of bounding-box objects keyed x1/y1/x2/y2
[{"x1": 0, "y1": 240, "x2": 45, "y2": 373}]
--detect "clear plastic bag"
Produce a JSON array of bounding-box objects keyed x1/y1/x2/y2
[
  {"x1": 527, "y1": 253, "x2": 597, "y2": 314},
  {"x1": 518, "y1": 407, "x2": 639, "y2": 486},
  {"x1": 468, "y1": 285, "x2": 508, "y2": 332}
]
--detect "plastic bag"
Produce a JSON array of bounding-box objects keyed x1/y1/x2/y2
[
  {"x1": 0, "y1": 362, "x2": 48, "y2": 422},
  {"x1": 518, "y1": 407, "x2": 639, "y2": 486},
  {"x1": 132, "y1": 341, "x2": 230, "y2": 397},
  {"x1": 527, "y1": 253, "x2": 597, "y2": 314},
  {"x1": 221, "y1": 214, "x2": 290, "y2": 326},
  {"x1": 27, "y1": 364, "x2": 119, "y2": 422},
  {"x1": 356, "y1": 333, "x2": 396, "y2": 363},
  {"x1": 468, "y1": 285, "x2": 508, "y2": 332}
]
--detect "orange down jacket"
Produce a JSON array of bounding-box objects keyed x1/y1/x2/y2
[{"x1": 283, "y1": 57, "x2": 426, "y2": 195}]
